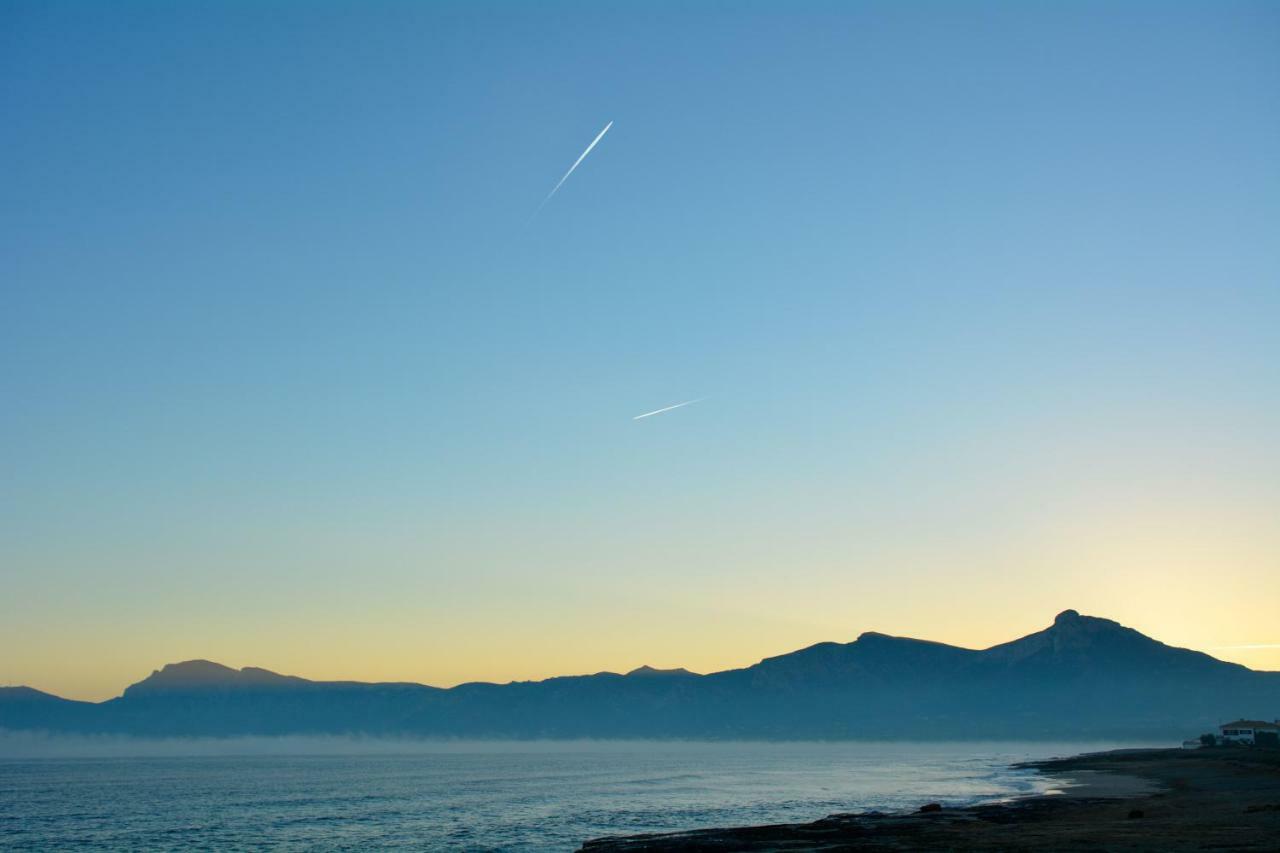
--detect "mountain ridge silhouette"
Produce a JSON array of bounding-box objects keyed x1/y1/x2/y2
[{"x1": 4, "y1": 610, "x2": 1276, "y2": 739}]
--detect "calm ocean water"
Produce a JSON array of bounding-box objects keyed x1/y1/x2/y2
[{"x1": 0, "y1": 739, "x2": 1137, "y2": 850}]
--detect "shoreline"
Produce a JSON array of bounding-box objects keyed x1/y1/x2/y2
[
  {"x1": 1018, "y1": 751, "x2": 1167, "y2": 800},
  {"x1": 578, "y1": 747, "x2": 1280, "y2": 851}
]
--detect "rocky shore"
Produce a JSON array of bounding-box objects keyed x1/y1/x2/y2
[{"x1": 578, "y1": 747, "x2": 1280, "y2": 851}]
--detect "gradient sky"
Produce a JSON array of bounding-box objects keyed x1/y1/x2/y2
[{"x1": 3, "y1": 1, "x2": 1278, "y2": 702}]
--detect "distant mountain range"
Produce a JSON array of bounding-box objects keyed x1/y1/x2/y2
[{"x1": 4, "y1": 611, "x2": 1277, "y2": 739}]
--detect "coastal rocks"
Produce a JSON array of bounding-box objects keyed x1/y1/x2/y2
[
  {"x1": 579, "y1": 749, "x2": 1280, "y2": 851},
  {"x1": 1244, "y1": 803, "x2": 1280, "y2": 813}
]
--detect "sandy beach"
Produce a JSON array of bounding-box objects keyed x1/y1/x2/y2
[{"x1": 579, "y1": 747, "x2": 1280, "y2": 851}]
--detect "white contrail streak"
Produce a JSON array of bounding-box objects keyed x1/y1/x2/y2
[
  {"x1": 535, "y1": 121, "x2": 613, "y2": 215},
  {"x1": 632, "y1": 398, "x2": 704, "y2": 420}
]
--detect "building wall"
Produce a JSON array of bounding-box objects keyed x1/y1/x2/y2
[{"x1": 1220, "y1": 727, "x2": 1256, "y2": 743}]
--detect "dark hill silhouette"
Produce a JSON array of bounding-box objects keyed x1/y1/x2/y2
[
  {"x1": 625, "y1": 666, "x2": 699, "y2": 678},
  {"x1": 125, "y1": 660, "x2": 308, "y2": 693},
  {"x1": 980, "y1": 610, "x2": 1244, "y2": 677},
  {"x1": 0, "y1": 686, "x2": 97, "y2": 732},
  {"x1": 3, "y1": 611, "x2": 1276, "y2": 739}
]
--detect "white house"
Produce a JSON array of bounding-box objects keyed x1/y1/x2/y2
[{"x1": 1218, "y1": 719, "x2": 1280, "y2": 745}]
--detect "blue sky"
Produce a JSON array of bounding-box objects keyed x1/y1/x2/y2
[{"x1": 3, "y1": 1, "x2": 1278, "y2": 698}]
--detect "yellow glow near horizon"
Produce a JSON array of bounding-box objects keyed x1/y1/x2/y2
[
  {"x1": 6, "y1": 466, "x2": 1279, "y2": 703},
  {"x1": 7, "y1": 479, "x2": 1278, "y2": 703}
]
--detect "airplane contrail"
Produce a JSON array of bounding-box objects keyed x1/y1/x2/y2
[
  {"x1": 534, "y1": 121, "x2": 613, "y2": 215},
  {"x1": 633, "y1": 398, "x2": 704, "y2": 420}
]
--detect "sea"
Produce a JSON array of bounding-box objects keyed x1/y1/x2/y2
[{"x1": 0, "y1": 738, "x2": 1147, "y2": 850}]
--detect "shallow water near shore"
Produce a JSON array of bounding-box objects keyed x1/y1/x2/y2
[{"x1": 0, "y1": 739, "x2": 1154, "y2": 850}]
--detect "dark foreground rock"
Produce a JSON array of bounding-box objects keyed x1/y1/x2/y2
[{"x1": 579, "y1": 748, "x2": 1280, "y2": 851}]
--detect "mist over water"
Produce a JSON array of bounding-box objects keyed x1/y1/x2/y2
[
  {"x1": 0, "y1": 731, "x2": 664, "y2": 759},
  {"x1": 2, "y1": 738, "x2": 1158, "y2": 850}
]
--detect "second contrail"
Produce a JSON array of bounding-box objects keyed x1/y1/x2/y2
[
  {"x1": 633, "y1": 398, "x2": 704, "y2": 420},
  {"x1": 534, "y1": 121, "x2": 613, "y2": 215}
]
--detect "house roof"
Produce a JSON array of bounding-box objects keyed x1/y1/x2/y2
[{"x1": 1219, "y1": 720, "x2": 1279, "y2": 731}]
